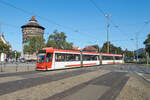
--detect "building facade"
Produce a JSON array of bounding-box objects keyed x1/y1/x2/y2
[
  {"x1": 21, "y1": 16, "x2": 45, "y2": 60},
  {"x1": 0, "y1": 33, "x2": 11, "y2": 62}
]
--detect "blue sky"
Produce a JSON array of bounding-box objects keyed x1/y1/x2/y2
[{"x1": 0, "y1": 0, "x2": 150, "y2": 52}]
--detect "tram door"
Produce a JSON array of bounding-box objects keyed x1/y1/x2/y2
[{"x1": 45, "y1": 53, "x2": 53, "y2": 70}]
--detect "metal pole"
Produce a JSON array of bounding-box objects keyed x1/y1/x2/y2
[
  {"x1": 16, "y1": 62, "x2": 18, "y2": 72},
  {"x1": 15, "y1": 51, "x2": 18, "y2": 72},
  {"x1": 22, "y1": 43, "x2": 24, "y2": 58},
  {"x1": 0, "y1": 62, "x2": 2, "y2": 72},
  {"x1": 3, "y1": 62, "x2": 5, "y2": 72},
  {"x1": 27, "y1": 62, "x2": 29, "y2": 71},
  {"x1": 133, "y1": 51, "x2": 134, "y2": 59},
  {"x1": 80, "y1": 50, "x2": 83, "y2": 67},
  {"x1": 136, "y1": 32, "x2": 138, "y2": 61},
  {"x1": 105, "y1": 14, "x2": 111, "y2": 53},
  {"x1": 146, "y1": 52, "x2": 148, "y2": 65},
  {"x1": 107, "y1": 17, "x2": 109, "y2": 53}
]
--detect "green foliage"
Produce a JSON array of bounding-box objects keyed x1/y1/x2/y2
[
  {"x1": 137, "y1": 59, "x2": 150, "y2": 64},
  {"x1": 138, "y1": 51, "x2": 146, "y2": 58},
  {"x1": 24, "y1": 36, "x2": 45, "y2": 54},
  {"x1": 0, "y1": 40, "x2": 10, "y2": 53},
  {"x1": 46, "y1": 30, "x2": 73, "y2": 49},
  {"x1": 101, "y1": 42, "x2": 123, "y2": 54},
  {"x1": 144, "y1": 34, "x2": 150, "y2": 53},
  {"x1": 91, "y1": 45, "x2": 100, "y2": 52},
  {"x1": 124, "y1": 49, "x2": 134, "y2": 59},
  {"x1": 24, "y1": 45, "x2": 32, "y2": 54},
  {"x1": 11, "y1": 50, "x2": 21, "y2": 59}
]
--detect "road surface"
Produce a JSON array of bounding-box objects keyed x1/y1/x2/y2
[{"x1": 0, "y1": 64, "x2": 150, "y2": 100}]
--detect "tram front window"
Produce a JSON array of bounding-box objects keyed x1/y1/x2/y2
[{"x1": 37, "y1": 53, "x2": 45, "y2": 63}]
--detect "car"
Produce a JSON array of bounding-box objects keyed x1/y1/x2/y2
[{"x1": 19, "y1": 58, "x2": 25, "y2": 63}]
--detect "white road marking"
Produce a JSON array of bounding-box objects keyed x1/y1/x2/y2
[{"x1": 136, "y1": 72, "x2": 150, "y2": 82}]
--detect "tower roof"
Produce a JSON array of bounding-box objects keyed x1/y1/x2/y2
[
  {"x1": 29, "y1": 16, "x2": 37, "y2": 22},
  {"x1": 21, "y1": 16, "x2": 45, "y2": 30}
]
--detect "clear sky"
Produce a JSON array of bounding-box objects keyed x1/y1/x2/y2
[{"x1": 0, "y1": 0, "x2": 150, "y2": 52}]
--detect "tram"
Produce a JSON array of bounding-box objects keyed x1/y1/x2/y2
[{"x1": 36, "y1": 48, "x2": 123, "y2": 70}]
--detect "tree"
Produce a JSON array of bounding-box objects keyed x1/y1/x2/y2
[
  {"x1": 124, "y1": 49, "x2": 134, "y2": 59},
  {"x1": 11, "y1": 50, "x2": 21, "y2": 59},
  {"x1": 144, "y1": 34, "x2": 150, "y2": 53},
  {"x1": 46, "y1": 30, "x2": 73, "y2": 49},
  {"x1": 0, "y1": 40, "x2": 10, "y2": 53},
  {"x1": 101, "y1": 42, "x2": 123, "y2": 54},
  {"x1": 91, "y1": 45, "x2": 100, "y2": 52},
  {"x1": 138, "y1": 51, "x2": 146, "y2": 58},
  {"x1": 24, "y1": 36, "x2": 45, "y2": 54}
]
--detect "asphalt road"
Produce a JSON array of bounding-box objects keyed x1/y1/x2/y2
[{"x1": 0, "y1": 64, "x2": 150, "y2": 100}]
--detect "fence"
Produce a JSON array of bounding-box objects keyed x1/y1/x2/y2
[{"x1": 0, "y1": 62, "x2": 36, "y2": 73}]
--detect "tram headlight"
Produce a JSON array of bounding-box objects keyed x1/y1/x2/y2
[{"x1": 41, "y1": 65, "x2": 44, "y2": 68}]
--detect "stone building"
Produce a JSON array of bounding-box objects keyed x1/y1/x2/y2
[{"x1": 21, "y1": 16, "x2": 45, "y2": 60}]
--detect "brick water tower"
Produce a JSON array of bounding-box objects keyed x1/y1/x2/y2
[{"x1": 21, "y1": 16, "x2": 45, "y2": 60}]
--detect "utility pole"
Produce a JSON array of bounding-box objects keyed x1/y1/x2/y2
[
  {"x1": 15, "y1": 50, "x2": 17, "y2": 62},
  {"x1": 22, "y1": 43, "x2": 24, "y2": 58},
  {"x1": 136, "y1": 32, "x2": 138, "y2": 61},
  {"x1": 105, "y1": 14, "x2": 111, "y2": 53},
  {"x1": 146, "y1": 52, "x2": 149, "y2": 65}
]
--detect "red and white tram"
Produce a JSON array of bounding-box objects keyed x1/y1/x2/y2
[
  {"x1": 101, "y1": 53, "x2": 123, "y2": 64},
  {"x1": 36, "y1": 48, "x2": 123, "y2": 70}
]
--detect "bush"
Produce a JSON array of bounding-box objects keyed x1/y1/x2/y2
[{"x1": 137, "y1": 59, "x2": 150, "y2": 64}]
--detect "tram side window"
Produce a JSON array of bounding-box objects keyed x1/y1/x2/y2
[
  {"x1": 102, "y1": 56, "x2": 113, "y2": 60},
  {"x1": 55, "y1": 53, "x2": 80, "y2": 62},
  {"x1": 83, "y1": 55, "x2": 87, "y2": 61},
  {"x1": 91, "y1": 55, "x2": 99, "y2": 60},
  {"x1": 66, "y1": 54, "x2": 74, "y2": 61},
  {"x1": 83, "y1": 55, "x2": 98, "y2": 61},
  {"x1": 65, "y1": 54, "x2": 80, "y2": 61},
  {"x1": 55, "y1": 53, "x2": 65, "y2": 62},
  {"x1": 115, "y1": 56, "x2": 122, "y2": 60},
  {"x1": 75, "y1": 54, "x2": 80, "y2": 61}
]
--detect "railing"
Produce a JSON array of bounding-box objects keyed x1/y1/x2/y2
[{"x1": 0, "y1": 62, "x2": 36, "y2": 73}]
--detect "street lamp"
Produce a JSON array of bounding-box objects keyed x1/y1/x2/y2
[
  {"x1": 135, "y1": 32, "x2": 139, "y2": 61},
  {"x1": 130, "y1": 38, "x2": 135, "y2": 61},
  {"x1": 105, "y1": 14, "x2": 112, "y2": 53},
  {"x1": 14, "y1": 50, "x2": 17, "y2": 62}
]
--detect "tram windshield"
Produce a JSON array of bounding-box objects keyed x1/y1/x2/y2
[
  {"x1": 45, "y1": 53, "x2": 53, "y2": 62},
  {"x1": 37, "y1": 53, "x2": 46, "y2": 63}
]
